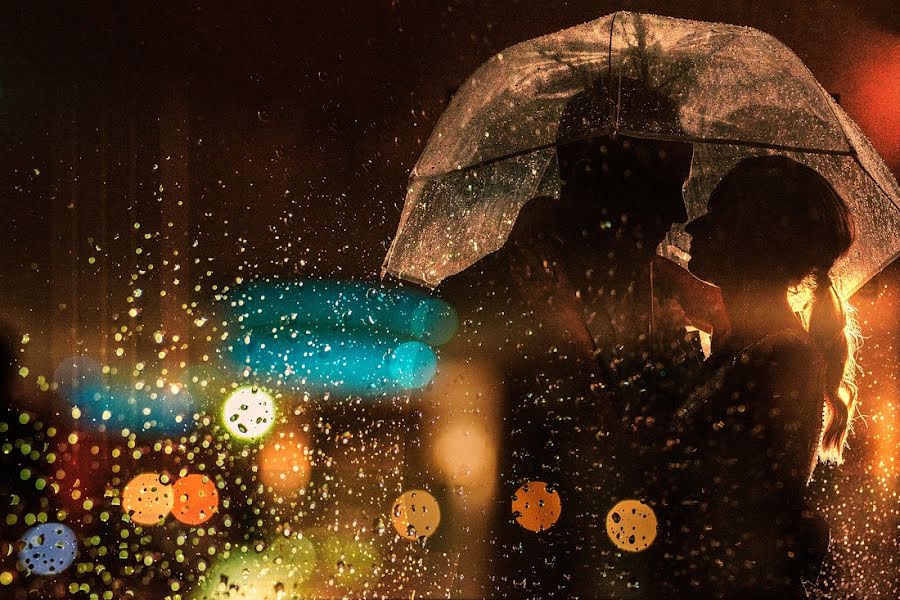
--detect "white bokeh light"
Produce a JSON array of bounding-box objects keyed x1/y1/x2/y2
[{"x1": 222, "y1": 386, "x2": 276, "y2": 440}]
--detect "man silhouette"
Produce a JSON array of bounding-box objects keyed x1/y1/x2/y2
[{"x1": 436, "y1": 79, "x2": 695, "y2": 598}]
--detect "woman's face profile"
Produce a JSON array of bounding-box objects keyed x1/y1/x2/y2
[{"x1": 685, "y1": 202, "x2": 737, "y2": 286}]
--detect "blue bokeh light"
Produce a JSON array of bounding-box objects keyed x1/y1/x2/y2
[
  {"x1": 219, "y1": 281, "x2": 455, "y2": 395},
  {"x1": 55, "y1": 358, "x2": 195, "y2": 436},
  {"x1": 227, "y1": 281, "x2": 457, "y2": 345},
  {"x1": 388, "y1": 341, "x2": 438, "y2": 389},
  {"x1": 19, "y1": 523, "x2": 78, "y2": 575}
]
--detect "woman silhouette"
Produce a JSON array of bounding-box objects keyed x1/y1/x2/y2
[{"x1": 656, "y1": 155, "x2": 857, "y2": 599}]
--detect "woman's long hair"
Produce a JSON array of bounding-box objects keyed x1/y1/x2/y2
[
  {"x1": 707, "y1": 155, "x2": 858, "y2": 463},
  {"x1": 808, "y1": 270, "x2": 860, "y2": 464}
]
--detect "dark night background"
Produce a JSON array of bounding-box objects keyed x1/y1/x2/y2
[{"x1": 1, "y1": 1, "x2": 898, "y2": 288}]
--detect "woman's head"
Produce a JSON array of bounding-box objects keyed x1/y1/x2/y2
[
  {"x1": 686, "y1": 155, "x2": 855, "y2": 290},
  {"x1": 687, "y1": 155, "x2": 858, "y2": 463}
]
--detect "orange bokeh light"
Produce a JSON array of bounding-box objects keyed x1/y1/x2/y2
[
  {"x1": 605, "y1": 499, "x2": 658, "y2": 552},
  {"x1": 122, "y1": 473, "x2": 174, "y2": 526},
  {"x1": 391, "y1": 489, "x2": 441, "y2": 540},
  {"x1": 172, "y1": 474, "x2": 219, "y2": 525},
  {"x1": 511, "y1": 481, "x2": 561, "y2": 533},
  {"x1": 257, "y1": 430, "x2": 312, "y2": 494}
]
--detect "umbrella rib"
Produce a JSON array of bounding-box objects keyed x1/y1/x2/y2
[
  {"x1": 787, "y1": 45, "x2": 856, "y2": 156},
  {"x1": 822, "y1": 93, "x2": 854, "y2": 153},
  {"x1": 608, "y1": 11, "x2": 619, "y2": 133},
  {"x1": 411, "y1": 132, "x2": 854, "y2": 182},
  {"x1": 849, "y1": 153, "x2": 900, "y2": 214},
  {"x1": 616, "y1": 128, "x2": 854, "y2": 153}
]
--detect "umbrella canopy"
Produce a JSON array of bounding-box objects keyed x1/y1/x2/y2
[{"x1": 382, "y1": 11, "x2": 900, "y2": 295}]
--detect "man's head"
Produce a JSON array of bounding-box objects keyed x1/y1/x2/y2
[
  {"x1": 556, "y1": 134, "x2": 692, "y2": 255},
  {"x1": 553, "y1": 78, "x2": 693, "y2": 261}
]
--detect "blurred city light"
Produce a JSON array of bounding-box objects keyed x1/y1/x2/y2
[
  {"x1": 605, "y1": 499, "x2": 658, "y2": 552},
  {"x1": 171, "y1": 474, "x2": 219, "y2": 526},
  {"x1": 55, "y1": 356, "x2": 196, "y2": 437},
  {"x1": 258, "y1": 429, "x2": 312, "y2": 495},
  {"x1": 222, "y1": 386, "x2": 276, "y2": 440},
  {"x1": 220, "y1": 280, "x2": 455, "y2": 395},
  {"x1": 511, "y1": 481, "x2": 562, "y2": 533},
  {"x1": 391, "y1": 490, "x2": 441, "y2": 541},
  {"x1": 227, "y1": 280, "x2": 458, "y2": 345},
  {"x1": 18, "y1": 523, "x2": 78, "y2": 575},
  {"x1": 122, "y1": 473, "x2": 174, "y2": 526}
]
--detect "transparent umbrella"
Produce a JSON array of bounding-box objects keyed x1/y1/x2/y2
[{"x1": 382, "y1": 11, "x2": 900, "y2": 296}]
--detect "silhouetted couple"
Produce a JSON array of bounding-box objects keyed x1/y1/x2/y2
[{"x1": 439, "y1": 129, "x2": 855, "y2": 599}]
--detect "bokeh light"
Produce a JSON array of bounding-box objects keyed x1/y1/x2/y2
[
  {"x1": 122, "y1": 473, "x2": 174, "y2": 526},
  {"x1": 266, "y1": 534, "x2": 318, "y2": 587},
  {"x1": 605, "y1": 499, "x2": 658, "y2": 552},
  {"x1": 224, "y1": 330, "x2": 440, "y2": 395},
  {"x1": 258, "y1": 429, "x2": 312, "y2": 495},
  {"x1": 172, "y1": 474, "x2": 219, "y2": 525},
  {"x1": 316, "y1": 532, "x2": 380, "y2": 589},
  {"x1": 192, "y1": 534, "x2": 320, "y2": 598},
  {"x1": 391, "y1": 490, "x2": 441, "y2": 541},
  {"x1": 386, "y1": 341, "x2": 437, "y2": 388},
  {"x1": 222, "y1": 386, "x2": 276, "y2": 440},
  {"x1": 220, "y1": 280, "x2": 455, "y2": 395},
  {"x1": 227, "y1": 281, "x2": 458, "y2": 345},
  {"x1": 431, "y1": 421, "x2": 495, "y2": 488},
  {"x1": 18, "y1": 523, "x2": 78, "y2": 575},
  {"x1": 54, "y1": 356, "x2": 196, "y2": 436},
  {"x1": 511, "y1": 481, "x2": 562, "y2": 533}
]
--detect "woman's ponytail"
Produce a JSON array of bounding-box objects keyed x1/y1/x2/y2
[{"x1": 808, "y1": 271, "x2": 859, "y2": 464}]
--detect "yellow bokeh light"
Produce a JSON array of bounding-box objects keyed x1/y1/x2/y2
[
  {"x1": 192, "y1": 535, "x2": 316, "y2": 599},
  {"x1": 222, "y1": 386, "x2": 276, "y2": 440},
  {"x1": 605, "y1": 499, "x2": 657, "y2": 552}
]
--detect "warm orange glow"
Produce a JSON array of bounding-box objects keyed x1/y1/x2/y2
[
  {"x1": 391, "y1": 490, "x2": 441, "y2": 540},
  {"x1": 847, "y1": 31, "x2": 900, "y2": 165},
  {"x1": 511, "y1": 481, "x2": 562, "y2": 533},
  {"x1": 172, "y1": 474, "x2": 219, "y2": 525},
  {"x1": 425, "y1": 359, "x2": 500, "y2": 509},
  {"x1": 258, "y1": 430, "x2": 312, "y2": 494},
  {"x1": 605, "y1": 499, "x2": 657, "y2": 552},
  {"x1": 122, "y1": 473, "x2": 174, "y2": 526},
  {"x1": 873, "y1": 397, "x2": 898, "y2": 486},
  {"x1": 432, "y1": 422, "x2": 495, "y2": 487},
  {"x1": 857, "y1": 282, "x2": 898, "y2": 487}
]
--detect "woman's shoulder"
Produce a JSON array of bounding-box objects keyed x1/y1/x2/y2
[
  {"x1": 737, "y1": 327, "x2": 825, "y2": 408},
  {"x1": 672, "y1": 327, "x2": 824, "y2": 429},
  {"x1": 742, "y1": 327, "x2": 822, "y2": 373}
]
